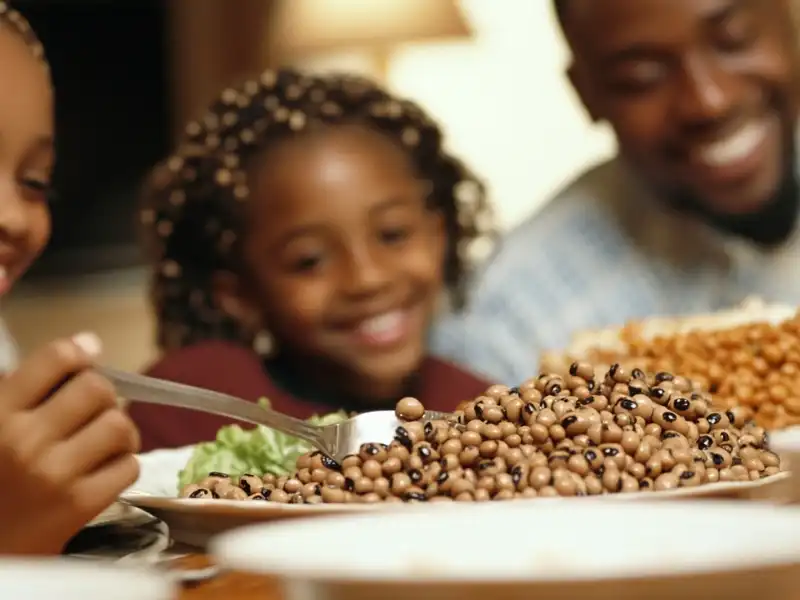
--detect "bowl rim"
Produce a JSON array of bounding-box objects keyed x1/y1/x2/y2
[{"x1": 210, "y1": 499, "x2": 800, "y2": 584}]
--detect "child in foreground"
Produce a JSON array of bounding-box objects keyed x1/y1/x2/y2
[
  {"x1": 0, "y1": 3, "x2": 140, "y2": 555},
  {"x1": 129, "y1": 68, "x2": 496, "y2": 451}
]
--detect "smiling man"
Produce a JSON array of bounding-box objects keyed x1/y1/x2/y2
[{"x1": 432, "y1": 0, "x2": 800, "y2": 385}]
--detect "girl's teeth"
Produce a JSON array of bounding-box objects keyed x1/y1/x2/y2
[
  {"x1": 359, "y1": 312, "x2": 402, "y2": 335},
  {"x1": 699, "y1": 121, "x2": 767, "y2": 168}
]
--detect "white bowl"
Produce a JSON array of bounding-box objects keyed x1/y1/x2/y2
[
  {"x1": 768, "y1": 426, "x2": 800, "y2": 503},
  {"x1": 211, "y1": 499, "x2": 800, "y2": 600},
  {"x1": 0, "y1": 559, "x2": 176, "y2": 599}
]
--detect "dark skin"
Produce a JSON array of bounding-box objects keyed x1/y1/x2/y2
[
  {"x1": 562, "y1": 0, "x2": 800, "y2": 244},
  {"x1": 215, "y1": 125, "x2": 446, "y2": 404},
  {"x1": 0, "y1": 25, "x2": 52, "y2": 294}
]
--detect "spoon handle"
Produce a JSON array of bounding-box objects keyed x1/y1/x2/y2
[{"x1": 100, "y1": 367, "x2": 325, "y2": 447}]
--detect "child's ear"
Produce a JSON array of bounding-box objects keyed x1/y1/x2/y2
[{"x1": 212, "y1": 270, "x2": 261, "y2": 331}]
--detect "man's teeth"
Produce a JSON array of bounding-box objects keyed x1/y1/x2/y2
[
  {"x1": 698, "y1": 121, "x2": 767, "y2": 168},
  {"x1": 358, "y1": 312, "x2": 403, "y2": 335}
]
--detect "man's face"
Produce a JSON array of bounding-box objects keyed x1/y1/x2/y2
[{"x1": 566, "y1": 0, "x2": 799, "y2": 217}]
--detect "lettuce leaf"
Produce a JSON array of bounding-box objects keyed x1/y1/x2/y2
[{"x1": 177, "y1": 399, "x2": 347, "y2": 492}]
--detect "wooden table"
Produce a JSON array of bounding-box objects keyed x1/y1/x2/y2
[{"x1": 171, "y1": 555, "x2": 280, "y2": 600}]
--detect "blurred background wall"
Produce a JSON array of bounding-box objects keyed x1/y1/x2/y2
[{"x1": 5, "y1": 0, "x2": 613, "y2": 370}]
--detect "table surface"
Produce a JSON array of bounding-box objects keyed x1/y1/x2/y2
[{"x1": 172, "y1": 555, "x2": 279, "y2": 600}]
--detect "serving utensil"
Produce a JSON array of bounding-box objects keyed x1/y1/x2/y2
[{"x1": 101, "y1": 367, "x2": 453, "y2": 463}]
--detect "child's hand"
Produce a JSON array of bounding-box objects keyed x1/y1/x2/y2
[{"x1": 0, "y1": 333, "x2": 140, "y2": 555}]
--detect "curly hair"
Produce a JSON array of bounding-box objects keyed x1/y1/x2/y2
[
  {"x1": 0, "y1": 2, "x2": 47, "y2": 65},
  {"x1": 141, "y1": 69, "x2": 495, "y2": 352}
]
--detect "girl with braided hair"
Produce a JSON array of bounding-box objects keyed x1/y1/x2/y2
[
  {"x1": 0, "y1": 3, "x2": 140, "y2": 554},
  {"x1": 129, "y1": 68, "x2": 496, "y2": 451}
]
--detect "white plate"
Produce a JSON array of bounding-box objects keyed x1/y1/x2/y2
[
  {"x1": 121, "y1": 446, "x2": 790, "y2": 548},
  {"x1": 0, "y1": 558, "x2": 175, "y2": 599},
  {"x1": 210, "y1": 500, "x2": 800, "y2": 600},
  {"x1": 766, "y1": 426, "x2": 800, "y2": 503}
]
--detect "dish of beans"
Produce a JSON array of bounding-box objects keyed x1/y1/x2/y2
[
  {"x1": 578, "y1": 314, "x2": 800, "y2": 431},
  {"x1": 180, "y1": 363, "x2": 781, "y2": 504}
]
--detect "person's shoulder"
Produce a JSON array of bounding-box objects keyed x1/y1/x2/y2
[
  {"x1": 477, "y1": 159, "x2": 630, "y2": 283},
  {"x1": 145, "y1": 340, "x2": 274, "y2": 399},
  {"x1": 417, "y1": 356, "x2": 491, "y2": 409}
]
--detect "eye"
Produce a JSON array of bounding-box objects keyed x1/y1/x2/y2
[
  {"x1": 379, "y1": 225, "x2": 413, "y2": 245},
  {"x1": 290, "y1": 253, "x2": 324, "y2": 274},
  {"x1": 608, "y1": 61, "x2": 667, "y2": 95},
  {"x1": 19, "y1": 177, "x2": 54, "y2": 201}
]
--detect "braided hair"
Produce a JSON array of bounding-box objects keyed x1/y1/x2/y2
[
  {"x1": 141, "y1": 69, "x2": 495, "y2": 352},
  {"x1": 0, "y1": 2, "x2": 47, "y2": 65}
]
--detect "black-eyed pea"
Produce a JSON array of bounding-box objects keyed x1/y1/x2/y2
[
  {"x1": 638, "y1": 477, "x2": 654, "y2": 491},
  {"x1": 360, "y1": 459, "x2": 382, "y2": 479},
  {"x1": 553, "y1": 473, "x2": 577, "y2": 496},
  {"x1": 762, "y1": 451, "x2": 780, "y2": 468},
  {"x1": 602, "y1": 423, "x2": 624, "y2": 444},
  {"x1": 321, "y1": 486, "x2": 346, "y2": 503},
  {"x1": 601, "y1": 466, "x2": 622, "y2": 492},
  {"x1": 549, "y1": 424, "x2": 567, "y2": 443},
  {"x1": 705, "y1": 412, "x2": 730, "y2": 431},
  {"x1": 460, "y1": 430, "x2": 482, "y2": 448},
  {"x1": 296, "y1": 454, "x2": 312, "y2": 470},
  {"x1": 719, "y1": 467, "x2": 735, "y2": 482},
  {"x1": 634, "y1": 440, "x2": 653, "y2": 463},
  {"x1": 583, "y1": 448, "x2": 604, "y2": 471},
  {"x1": 620, "y1": 473, "x2": 639, "y2": 493},
  {"x1": 387, "y1": 442, "x2": 410, "y2": 462},
  {"x1": 585, "y1": 474, "x2": 604, "y2": 495},
  {"x1": 451, "y1": 477, "x2": 475, "y2": 496},
  {"x1": 326, "y1": 472, "x2": 346, "y2": 489},
  {"x1": 538, "y1": 486, "x2": 558, "y2": 497},
  {"x1": 670, "y1": 447, "x2": 694, "y2": 467},
  {"x1": 708, "y1": 448, "x2": 732, "y2": 469},
  {"x1": 587, "y1": 423, "x2": 604, "y2": 445},
  {"x1": 270, "y1": 489, "x2": 290, "y2": 503},
  {"x1": 644, "y1": 423, "x2": 663, "y2": 438},
  {"x1": 621, "y1": 430, "x2": 641, "y2": 454},
  {"x1": 343, "y1": 466, "x2": 362, "y2": 481},
  {"x1": 495, "y1": 472, "x2": 515, "y2": 493},
  {"x1": 182, "y1": 486, "x2": 206, "y2": 499},
  {"x1": 627, "y1": 462, "x2": 646, "y2": 480},
  {"x1": 567, "y1": 453, "x2": 590, "y2": 476},
  {"x1": 261, "y1": 473, "x2": 277, "y2": 486},
  {"x1": 765, "y1": 466, "x2": 781, "y2": 476},
  {"x1": 390, "y1": 473, "x2": 411, "y2": 496},
  {"x1": 511, "y1": 464, "x2": 530, "y2": 490},
  {"x1": 396, "y1": 396, "x2": 425, "y2": 421},
  {"x1": 536, "y1": 408, "x2": 558, "y2": 428},
  {"x1": 301, "y1": 482, "x2": 322, "y2": 498},
  {"x1": 282, "y1": 478, "x2": 303, "y2": 494},
  {"x1": 530, "y1": 423, "x2": 551, "y2": 444},
  {"x1": 654, "y1": 472, "x2": 680, "y2": 491},
  {"x1": 474, "y1": 488, "x2": 492, "y2": 501},
  {"x1": 730, "y1": 464, "x2": 750, "y2": 481},
  {"x1": 645, "y1": 455, "x2": 663, "y2": 478},
  {"x1": 505, "y1": 435, "x2": 523, "y2": 452},
  {"x1": 600, "y1": 444, "x2": 626, "y2": 469},
  {"x1": 440, "y1": 454, "x2": 460, "y2": 471}
]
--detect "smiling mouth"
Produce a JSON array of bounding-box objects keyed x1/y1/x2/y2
[
  {"x1": 694, "y1": 119, "x2": 771, "y2": 169},
  {"x1": 350, "y1": 310, "x2": 412, "y2": 348}
]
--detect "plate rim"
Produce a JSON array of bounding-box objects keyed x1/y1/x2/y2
[
  {"x1": 120, "y1": 471, "x2": 789, "y2": 516},
  {"x1": 207, "y1": 499, "x2": 800, "y2": 584}
]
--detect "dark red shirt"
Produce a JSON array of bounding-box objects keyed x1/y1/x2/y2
[{"x1": 127, "y1": 340, "x2": 490, "y2": 452}]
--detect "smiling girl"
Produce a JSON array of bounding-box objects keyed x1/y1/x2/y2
[{"x1": 128, "y1": 69, "x2": 495, "y2": 451}]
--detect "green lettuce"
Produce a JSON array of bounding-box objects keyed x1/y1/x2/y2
[{"x1": 177, "y1": 399, "x2": 347, "y2": 492}]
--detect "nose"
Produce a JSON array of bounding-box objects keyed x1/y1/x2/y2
[
  {"x1": 673, "y1": 53, "x2": 737, "y2": 129},
  {"x1": 340, "y1": 245, "x2": 393, "y2": 298},
  {"x1": 0, "y1": 180, "x2": 29, "y2": 242}
]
